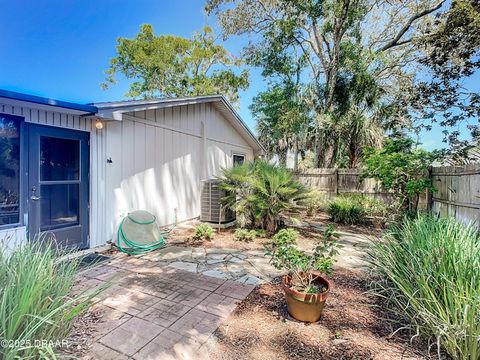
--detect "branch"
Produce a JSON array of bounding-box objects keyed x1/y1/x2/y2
[{"x1": 376, "y1": 1, "x2": 446, "y2": 53}]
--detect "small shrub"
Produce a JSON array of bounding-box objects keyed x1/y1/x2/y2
[
  {"x1": 348, "y1": 194, "x2": 389, "y2": 218},
  {"x1": 0, "y1": 237, "x2": 99, "y2": 359},
  {"x1": 327, "y1": 197, "x2": 365, "y2": 224},
  {"x1": 369, "y1": 215, "x2": 480, "y2": 360},
  {"x1": 271, "y1": 228, "x2": 299, "y2": 246},
  {"x1": 233, "y1": 228, "x2": 257, "y2": 242},
  {"x1": 256, "y1": 229, "x2": 268, "y2": 238},
  {"x1": 304, "y1": 189, "x2": 327, "y2": 216},
  {"x1": 265, "y1": 226, "x2": 341, "y2": 293},
  {"x1": 194, "y1": 223, "x2": 215, "y2": 240}
]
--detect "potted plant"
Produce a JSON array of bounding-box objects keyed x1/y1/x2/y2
[{"x1": 264, "y1": 226, "x2": 341, "y2": 322}]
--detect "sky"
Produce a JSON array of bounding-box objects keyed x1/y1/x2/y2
[{"x1": 0, "y1": 0, "x2": 476, "y2": 150}]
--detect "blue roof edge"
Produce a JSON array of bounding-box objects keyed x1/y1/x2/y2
[{"x1": 0, "y1": 89, "x2": 98, "y2": 114}]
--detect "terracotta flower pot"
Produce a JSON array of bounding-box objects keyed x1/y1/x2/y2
[{"x1": 282, "y1": 273, "x2": 330, "y2": 323}]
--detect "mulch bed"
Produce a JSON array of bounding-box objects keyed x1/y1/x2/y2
[{"x1": 207, "y1": 268, "x2": 436, "y2": 360}]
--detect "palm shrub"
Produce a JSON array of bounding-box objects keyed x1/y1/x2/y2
[
  {"x1": 327, "y1": 196, "x2": 365, "y2": 224},
  {"x1": 369, "y1": 215, "x2": 480, "y2": 359},
  {"x1": 220, "y1": 160, "x2": 310, "y2": 232},
  {"x1": 0, "y1": 237, "x2": 98, "y2": 359}
]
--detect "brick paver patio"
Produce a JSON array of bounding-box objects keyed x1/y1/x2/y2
[{"x1": 75, "y1": 252, "x2": 255, "y2": 359}]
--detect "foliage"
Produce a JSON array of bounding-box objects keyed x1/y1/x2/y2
[
  {"x1": 362, "y1": 137, "x2": 436, "y2": 212},
  {"x1": 251, "y1": 81, "x2": 312, "y2": 168},
  {"x1": 219, "y1": 160, "x2": 310, "y2": 232},
  {"x1": 368, "y1": 215, "x2": 480, "y2": 360},
  {"x1": 305, "y1": 189, "x2": 328, "y2": 216},
  {"x1": 327, "y1": 196, "x2": 365, "y2": 224},
  {"x1": 407, "y1": 0, "x2": 480, "y2": 156},
  {"x1": 193, "y1": 223, "x2": 215, "y2": 240},
  {"x1": 102, "y1": 25, "x2": 249, "y2": 104},
  {"x1": 265, "y1": 226, "x2": 341, "y2": 293},
  {"x1": 0, "y1": 237, "x2": 99, "y2": 360},
  {"x1": 233, "y1": 228, "x2": 257, "y2": 242},
  {"x1": 347, "y1": 194, "x2": 389, "y2": 218},
  {"x1": 207, "y1": 0, "x2": 449, "y2": 167}
]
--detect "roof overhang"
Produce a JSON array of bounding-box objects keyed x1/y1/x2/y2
[
  {"x1": 0, "y1": 89, "x2": 97, "y2": 115},
  {"x1": 94, "y1": 95, "x2": 265, "y2": 155}
]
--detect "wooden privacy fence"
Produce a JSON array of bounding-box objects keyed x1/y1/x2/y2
[
  {"x1": 430, "y1": 164, "x2": 480, "y2": 225},
  {"x1": 296, "y1": 165, "x2": 480, "y2": 225},
  {"x1": 295, "y1": 168, "x2": 393, "y2": 202}
]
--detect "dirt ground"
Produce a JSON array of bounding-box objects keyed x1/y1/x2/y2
[
  {"x1": 168, "y1": 214, "x2": 381, "y2": 252},
  {"x1": 205, "y1": 268, "x2": 434, "y2": 360}
]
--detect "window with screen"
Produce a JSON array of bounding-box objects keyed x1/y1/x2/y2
[
  {"x1": 233, "y1": 154, "x2": 245, "y2": 167},
  {"x1": 0, "y1": 114, "x2": 21, "y2": 226}
]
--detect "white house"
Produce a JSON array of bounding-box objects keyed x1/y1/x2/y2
[{"x1": 0, "y1": 89, "x2": 264, "y2": 250}]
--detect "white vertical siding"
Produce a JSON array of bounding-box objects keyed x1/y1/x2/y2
[
  {"x1": 0, "y1": 101, "x2": 107, "y2": 248},
  {"x1": 105, "y1": 103, "x2": 254, "y2": 243}
]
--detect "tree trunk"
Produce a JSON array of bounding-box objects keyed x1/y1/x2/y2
[
  {"x1": 293, "y1": 138, "x2": 299, "y2": 172},
  {"x1": 278, "y1": 149, "x2": 288, "y2": 168}
]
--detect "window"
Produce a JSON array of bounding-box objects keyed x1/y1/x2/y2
[
  {"x1": 233, "y1": 154, "x2": 245, "y2": 167},
  {"x1": 0, "y1": 114, "x2": 21, "y2": 226}
]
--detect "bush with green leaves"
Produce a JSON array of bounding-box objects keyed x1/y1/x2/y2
[
  {"x1": 0, "y1": 237, "x2": 99, "y2": 359},
  {"x1": 264, "y1": 226, "x2": 341, "y2": 293},
  {"x1": 327, "y1": 196, "x2": 366, "y2": 224},
  {"x1": 369, "y1": 215, "x2": 480, "y2": 360},
  {"x1": 362, "y1": 137, "x2": 436, "y2": 212},
  {"x1": 304, "y1": 189, "x2": 328, "y2": 216},
  {"x1": 193, "y1": 223, "x2": 215, "y2": 240},
  {"x1": 233, "y1": 228, "x2": 257, "y2": 242},
  {"x1": 220, "y1": 160, "x2": 310, "y2": 232}
]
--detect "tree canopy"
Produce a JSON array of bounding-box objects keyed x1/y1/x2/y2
[
  {"x1": 207, "y1": 0, "x2": 479, "y2": 167},
  {"x1": 102, "y1": 25, "x2": 249, "y2": 104}
]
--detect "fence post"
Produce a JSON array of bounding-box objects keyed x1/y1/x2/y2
[
  {"x1": 426, "y1": 166, "x2": 433, "y2": 211},
  {"x1": 333, "y1": 168, "x2": 338, "y2": 195}
]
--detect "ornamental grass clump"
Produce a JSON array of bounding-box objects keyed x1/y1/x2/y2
[
  {"x1": 327, "y1": 196, "x2": 365, "y2": 224},
  {"x1": 369, "y1": 215, "x2": 480, "y2": 360},
  {"x1": 0, "y1": 236, "x2": 100, "y2": 360}
]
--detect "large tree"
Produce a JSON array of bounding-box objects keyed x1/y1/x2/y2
[
  {"x1": 102, "y1": 25, "x2": 249, "y2": 104},
  {"x1": 405, "y1": 0, "x2": 480, "y2": 159},
  {"x1": 251, "y1": 81, "x2": 312, "y2": 168},
  {"x1": 207, "y1": 0, "x2": 448, "y2": 167}
]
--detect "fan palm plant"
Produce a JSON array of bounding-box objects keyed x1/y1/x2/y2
[{"x1": 220, "y1": 160, "x2": 309, "y2": 232}]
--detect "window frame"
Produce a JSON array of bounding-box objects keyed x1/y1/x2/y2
[
  {"x1": 0, "y1": 113, "x2": 26, "y2": 230},
  {"x1": 232, "y1": 152, "x2": 246, "y2": 167}
]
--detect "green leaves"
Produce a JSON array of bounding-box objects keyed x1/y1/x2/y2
[
  {"x1": 369, "y1": 215, "x2": 480, "y2": 360},
  {"x1": 102, "y1": 25, "x2": 249, "y2": 104},
  {"x1": 362, "y1": 137, "x2": 437, "y2": 212},
  {"x1": 264, "y1": 226, "x2": 342, "y2": 290},
  {"x1": 219, "y1": 160, "x2": 309, "y2": 232},
  {"x1": 193, "y1": 223, "x2": 215, "y2": 240}
]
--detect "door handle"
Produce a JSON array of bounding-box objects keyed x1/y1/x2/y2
[{"x1": 31, "y1": 186, "x2": 40, "y2": 201}]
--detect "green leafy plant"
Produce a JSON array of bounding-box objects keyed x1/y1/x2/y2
[
  {"x1": 369, "y1": 215, "x2": 480, "y2": 360},
  {"x1": 0, "y1": 236, "x2": 101, "y2": 360},
  {"x1": 304, "y1": 189, "x2": 328, "y2": 216},
  {"x1": 233, "y1": 228, "x2": 257, "y2": 242},
  {"x1": 327, "y1": 196, "x2": 365, "y2": 224},
  {"x1": 220, "y1": 160, "x2": 310, "y2": 232},
  {"x1": 265, "y1": 226, "x2": 341, "y2": 293},
  {"x1": 345, "y1": 194, "x2": 389, "y2": 218},
  {"x1": 193, "y1": 223, "x2": 215, "y2": 240},
  {"x1": 362, "y1": 137, "x2": 436, "y2": 212}
]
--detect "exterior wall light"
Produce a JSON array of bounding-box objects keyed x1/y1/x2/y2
[{"x1": 95, "y1": 119, "x2": 104, "y2": 130}]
